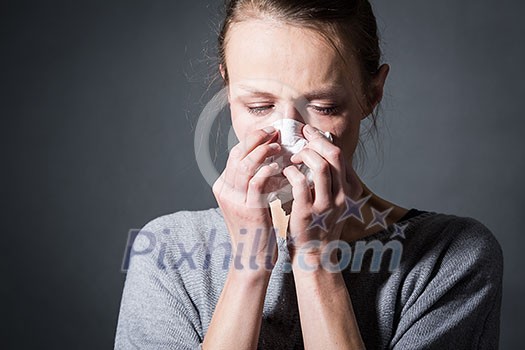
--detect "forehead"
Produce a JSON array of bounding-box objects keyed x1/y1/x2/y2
[{"x1": 224, "y1": 19, "x2": 360, "y2": 96}]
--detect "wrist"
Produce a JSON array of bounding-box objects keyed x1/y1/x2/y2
[
  {"x1": 290, "y1": 246, "x2": 340, "y2": 272},
  {"x1": 230, "y1": 249, "x2": 278, "y2": 272},
  {"x1": 292, "y1": 261, "x2": 347, "y2": 292},
  {"x1": 228, "y1": 263, "x2": 273, "y2": 286}
]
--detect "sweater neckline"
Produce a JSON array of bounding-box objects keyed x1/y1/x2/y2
[{"x1": 213, "y1": 207, "x2": 437, "y2": 244}]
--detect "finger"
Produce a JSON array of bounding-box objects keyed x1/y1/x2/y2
[
  {"x1": 290, "y1": 148, "x2": 332, "y2": 209},
  {"x1": 235, "y1": 142, "x2": 281, "y2": 193},
  {"x1": 237, "y1": 126, "x2": 279, "y2": 159},
  {"x1": 302, "y1": 123, "x2": 330, "y2": 143},
  {"x1": 282, "y1": 165, "x2": 313, "y2": 211},
  {"x1": 302, "y1": 124, "x2": 346, "y2": 192},
  {"x1": 225, "y1": 126, "x2": 278, "y2": 196},
  {"x1": 246, "y1": 162, "x2": 282, "y2": 209}
]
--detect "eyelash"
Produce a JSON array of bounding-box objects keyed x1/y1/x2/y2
[
  {"x1": 310, "y1": 105, "x2": 339, "y2": 116},
  {"x1": 247, "y1": 105, "x2": 274, "y2": 116},
  {"x1": 246, "y1": 105, "x2": 339, "y2": 116}
]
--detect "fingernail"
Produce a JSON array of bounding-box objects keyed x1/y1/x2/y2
[
  {"x1": 263, "y1": 126, "x2": 276, "y2": 134},
  {"x1": 269, "y1": 143, "x2": 280, "y2": 150},
  {"x1": 304, "y1": 124, "x2": 316, "y2": 135},
  {"x1": 269, "y1": 162, "x2": 279, "y2": 169},
  {"x1": 290, "y1": 154, "x2": 298, "y2": 162}
]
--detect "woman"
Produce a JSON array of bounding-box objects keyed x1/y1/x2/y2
[{"x1": 115, "y1": 0, "x2": 503, "y2": 349}]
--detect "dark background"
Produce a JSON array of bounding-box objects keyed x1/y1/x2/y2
[{"x1": 3, "y1": 0, "x2": 524, "y2": 348}]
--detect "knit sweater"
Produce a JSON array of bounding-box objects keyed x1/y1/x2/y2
[{"x1": 115, "y1": 208, "x2": 503, "y2": 349}]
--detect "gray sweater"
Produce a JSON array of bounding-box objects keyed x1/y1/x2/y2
[{"x1": 115, "y1": 208, "x2": 503, "y2": 349}]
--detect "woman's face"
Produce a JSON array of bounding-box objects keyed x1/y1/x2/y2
[{"x1": 223, "y1": 19, "x2": 379, "y2": 163}]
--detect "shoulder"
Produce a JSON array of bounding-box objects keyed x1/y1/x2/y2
[
  {"x1": 408, "y1": 211, "x2": 502, "y2": 265},
  {"x1": 399, "y1": 210, "x2": 503, "y2": 288},
  {"x1": 384, "y1": 212, "x2": 503, "y2": 349},
  {"x1": 141, "y1": 207, "x2": 224, "y2": 232},
  {"x1": 129, "y1": 208, "x2": 231, "y2": 308},
  {"x1": 388, "y1": 211, "x2": 504, "y2": 348},
  {"x1": 138, "y1": 207, "x2": 227, "y2": 244},
  {"x1": 126, "y1": 207, "x2": 229, "y2": 273}
]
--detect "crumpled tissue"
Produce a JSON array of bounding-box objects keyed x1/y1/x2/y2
[{"x1": 265, "y1": 119, "x2": 333, "y2": 213}]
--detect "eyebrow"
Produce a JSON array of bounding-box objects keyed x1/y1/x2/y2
[
  {"x1": 303, "y1": 87, "x2": 346, "y2": 101},
  {"x1": 236, "y1": 84, "x2": 346, "y2": 101}
]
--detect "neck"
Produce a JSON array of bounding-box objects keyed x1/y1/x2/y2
[
  {"x1": 270, "y1": 199, "x2": 290, "y2": 239},
  {"x1": 269, "y1": 179, "x2": 408, "y2": 243},
  {"x1": 340, "y1": 179, "x2": 408, "y2": 242}
]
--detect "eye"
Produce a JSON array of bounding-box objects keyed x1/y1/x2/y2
[
  {"x1": 247, "y1": 105, "x2": 274, "y2": 116},
  {"x1": 309, "y1": 105, "x2": 340, "y2": 116}
]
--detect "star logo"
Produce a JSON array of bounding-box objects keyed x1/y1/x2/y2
[
  {"x1": 390, "y1": 222, "x2": 409, "y2": 239},
  {"x1": 286, "y1": 233, "x2": 297, "y2": 247},
  {"x1": 337, "y1": 194, "x2": 372, "y2": 224},
  {"x1": 366, "y1": 206, "x2": 394, "y2": 230},
  {"x1": 308, "y1": 210, "x2": 331, "y2": 231}
]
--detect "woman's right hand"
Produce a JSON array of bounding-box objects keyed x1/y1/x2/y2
[{"x1": 212, "y1": 126, "x2": 283, "y2": 274}]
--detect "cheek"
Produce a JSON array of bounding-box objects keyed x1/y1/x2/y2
[
  {"x1": 229, "y1": 103, "x2": 266, "y2": 142},
  {"x1": 229, "y1": 104, "x2": 248, "y2": 141},
  {"x1": 325, "y1": 116, "x2": 360, "y2": 155},
  {"x1": 340, "y1": 125, "x2": 360, "y2": 154}
]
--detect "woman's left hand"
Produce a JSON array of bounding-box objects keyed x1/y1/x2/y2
[{"x1": 282, "y1": 123, "x2": 364, "y2": 266}]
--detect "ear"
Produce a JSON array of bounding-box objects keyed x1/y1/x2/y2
[
  {"x1": 364, "y1": 63, "x2": 389, "y2": 117},
  {"x1": 219, "y1": 64, "x2": 227, "y2": 82},
  {"x1": 219, "y1": 64, "x2": 231, "y2": 103}
]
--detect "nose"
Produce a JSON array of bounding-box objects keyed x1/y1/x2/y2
[{"x1": 281, "y1": 100, "x2": 308, "y2": 125}]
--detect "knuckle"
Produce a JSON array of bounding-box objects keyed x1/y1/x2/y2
[
  {"x1": 314, "y1": 161, "x2": 330, "y2": 174},
  {"x1": 315, "y1": 200, "x2": 332, "y2": 213},
  {"x1": 255, "y1": 143, "x2": 277, "y2": 160},
  {"x1": 249, "y1": 178, "x2": 264, "y2": 191},
  {"x1": 256, "y1": 165, "x2": 271, "y2": 178},
  {"x1": 213, "y1": 187, "x2": 223, "y2": 202},
  {"x1": 293, "y1": 173, "x2": 308, "y2": 187},
  {"x1": 238, "y1": 160, "x2": 250, "y2": 174},
  {"x1": 326, "y1": 147, "x2": 342, "y2": 160},
  {"x1": 334, "y1": 192, "x2": 346, "y2": 207},
  {"x1": 239, "y1": 158, "x2": 257, "y2": 175},
  {"x1": 212, "y1": 178, "x2": 223, "y2": 195},
  {"x1": 229, "y1": 144, "x2": 244, "y2": 159}
]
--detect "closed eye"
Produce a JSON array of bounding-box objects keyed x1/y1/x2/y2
[
  {"x1": 309, "y1": 105, "x2": 339, "y2": 116},
  {"x1": 247, "y1": 105, "x2": 274, "y2": 116}
]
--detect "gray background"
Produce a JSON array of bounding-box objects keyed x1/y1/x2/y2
[{"x1": 3, "y1": 0, "x2": 523, "y2": 348}]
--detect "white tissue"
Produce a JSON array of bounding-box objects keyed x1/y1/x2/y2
[{"x1": 265, "y1": 119, "x2": 333, "y2": 208}]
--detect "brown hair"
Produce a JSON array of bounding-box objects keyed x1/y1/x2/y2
[{"x1": 217, "y1": 0, "x2": 384, "y2": 171}]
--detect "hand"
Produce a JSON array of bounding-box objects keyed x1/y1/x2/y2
[
  {"x1": 282, "y1": 124, "x2": 364, "y2": 266},
  {"x1": 212, "y1": 126, "x2": 283, "y2": 274}
]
